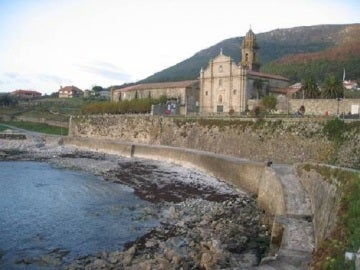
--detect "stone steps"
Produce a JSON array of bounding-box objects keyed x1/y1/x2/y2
[
  {"x1": 263, "y1": 164, "x2": 315, "y2": 269},
  {"x1": 272, "y1": 165, "x2": 312, "y2": 217}
]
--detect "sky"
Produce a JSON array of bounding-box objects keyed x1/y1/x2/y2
[{"x1": 0, "y1": 0, "x2": 359, "y2": 95}]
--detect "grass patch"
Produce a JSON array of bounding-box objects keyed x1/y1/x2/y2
[
  {"x1": 0, "y1": 124, "x2": 9, "y2": 132},
  {"x1": 4, "y1": 121, "x2": 68, "y2": 135},
  {"x1": 304, "y1": 164, "x2": 360, "y2": 269},
  {"x1": 0, "y1": 97, "x2": 89, "y2": 121},
  {"x1": 322, "y1": 118, "x2": 347, "y2": 144}
]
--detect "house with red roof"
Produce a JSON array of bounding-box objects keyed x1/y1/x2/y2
[
  {"x1": 11, "y1": 90, "x2": 42, "y2": 99},
  {"x1": 58, "y1": 86, "x2": 83, "y2": 98},
  {"x1": 343, "y1": 80, "x2": 358, "y2": 90}
]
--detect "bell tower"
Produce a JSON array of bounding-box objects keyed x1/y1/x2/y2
[{"x1": 240, "y1": 28, "x2": 260, "y2": 71}]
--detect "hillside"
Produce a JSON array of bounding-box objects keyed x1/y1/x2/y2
[{"x1": 139, "y1": 24, "x2": 360, "y2": 84}]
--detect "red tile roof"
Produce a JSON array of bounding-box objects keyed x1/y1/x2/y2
[
  {"x1": 275, "y1": 82, "x2": 302, "y2": 95},
  {"x1": 247, "y1": 70, "x2": 289, "y2": 81},
  {"x1": 12, "y1": 90, "x2": 42, "y2": 95},
  {"x1": 59, "y1": 86, "x2": 83, "y2": 92},
  {"x1": 114, "y1": 80, "x2": 199, "y2": 93}
]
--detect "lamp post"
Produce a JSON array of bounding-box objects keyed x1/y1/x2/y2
[{"x1": 337, "y1": 97, "x2": 341, "y2": 116}]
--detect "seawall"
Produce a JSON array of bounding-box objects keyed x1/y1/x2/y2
[
  {"x1": 62, "y1": 137, "x2": 283, "y2": 213},
  {"x1": 65, "y1": 115, "x2": 360, "y2": 268},
  {"x1": 69, "y1": 114, "x2": 360, "y2": 169},
  {"x1": 62, "y1": 136, "x2": 307, "y2": 268},
  {"x1": 68, "y1": 115, "x2": 331, "y2": 164},
  {"x1": 296, "y1": 165, "x2": 342, "y2": 247}
]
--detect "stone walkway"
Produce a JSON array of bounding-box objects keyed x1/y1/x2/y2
[{"x1": 253, "y1": 164, "x2": 315, "y2": 270}]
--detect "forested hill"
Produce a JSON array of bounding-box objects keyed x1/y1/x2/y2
[{"x1": 139, "y1": 24, "x2": 360, "y2": 84}]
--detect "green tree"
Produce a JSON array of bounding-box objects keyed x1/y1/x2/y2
[
  {"x1": 92, "y1": 85, "x2": 103, "y2": 96},
  {"x1": 301, "y1": 76, "x2": 320, "y2": 98},
  {"x1": 158, "y1": 95, "x2": 167, "y2": 104},
  {"x1": 321, "y1": 76, "x2": 344, "y2": 99},
  {"x1": 0, "y1": 94, "x2": 17, "y2": 106},
  {"x1": 261, "y1": 95, "x2": 277, "y2": 112},
  {"x1": 50, "y1": 92, "x2": 59, "y2": 98}
]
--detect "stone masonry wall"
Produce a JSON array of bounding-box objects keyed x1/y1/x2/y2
[
  {"x1": 296, "y1": 166, "x2": 342, "y2": 248},
  {"x1": 69, "y1": 115, "x2": 335, "y2": 165},
  {"x1": 290, "y1": 99, "x2": 360, "y2": 116}
]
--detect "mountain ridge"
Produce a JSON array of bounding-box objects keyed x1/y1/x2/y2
[{"x1": 137, "y1": 23, "x2": 360, "y2": 84}]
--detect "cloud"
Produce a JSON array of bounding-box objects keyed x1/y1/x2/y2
[
  {"x1": 4, "y1": 72, "x2": 31, "y2": 84},
  {"x1": 0, "y1": 72, "x2": 74, "y2": 93},
  {"x1": 78, "y1": 61, "x2": 132, "y2": 82},
  {"x1": 37, "y1": 74, "x2": 72, "y2": 85}
]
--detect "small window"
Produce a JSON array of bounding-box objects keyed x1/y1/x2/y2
[
  {"x1": 205, "y1": 91, "x2": 208, "y2": 96},
  {"x1": 233, "y1": 89, "x2": 236, "y2": 95},
  {"x1": 219, "y1": 79, "x2": 223, "y2": 87},
  {"x1": 219, "y1": 65, "x2": 223, "y2": 73}
]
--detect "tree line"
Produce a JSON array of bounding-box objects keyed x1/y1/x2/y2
[
  {"x1": 80, "y1": 95, "x2": 167, "y2": 115},
  {"x1": 0, "y1": 94, "x2": 18, "y2": 106},
  {"x1": 298, "y1": 75, "x2": 346, "y2": 99}
]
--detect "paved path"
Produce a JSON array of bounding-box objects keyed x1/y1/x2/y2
[{"x1": 253, "y1": 164, "x2": 315, "y2": 270}]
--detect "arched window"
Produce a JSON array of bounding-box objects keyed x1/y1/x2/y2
[
  {"x1": 218, "y1": 95, "x2": 222, "y2": 103},
  {"x1": 219, "y1": 65, "x2": 223, "y2": 73}
]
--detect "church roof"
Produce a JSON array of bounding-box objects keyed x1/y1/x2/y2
[
  {"x1": 274, "y1": 82, "x2": 302, "y2": 95},
  {"x1": 115, "y1": 80, "x2": 199, "y2": 92},
  {"x1": 247, "y1": 70, "x2": 289, "y2": 81}
]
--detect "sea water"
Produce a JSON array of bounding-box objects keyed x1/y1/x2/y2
[{"x1": 0, "y1": 161, "x2": 159, "y2": 269}]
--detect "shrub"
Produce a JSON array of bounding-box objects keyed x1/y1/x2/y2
[
  {"x1": 250, "y1": 105, "x2": 265, "y2": 118},
  {"x1": 322, "y1": 118, "x2": 347, "y2": 143},
  {"x1": 80, "y1": 98, "x2": 154, "y2": 114},
  {"x1": 261, "y1": 95, "x2": 277, "y2": 112}
]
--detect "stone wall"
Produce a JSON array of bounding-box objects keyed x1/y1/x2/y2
[
  {"x1": 295, "y1": 165, "x2": 341, "y2": 247},
  {"x1": 69, "y1": 115, "x2": 335, "y2": 165},
  {"x1": 289, "y1": 99, "x2": 360, "y2": 116},
  {"x1": 0, "y1": 133, "x2": 27, "y2": 140}
]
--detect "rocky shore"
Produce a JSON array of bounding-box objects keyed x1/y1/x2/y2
[{"x1": 0, "y1": 134, "x2": 271, "y2": 269}]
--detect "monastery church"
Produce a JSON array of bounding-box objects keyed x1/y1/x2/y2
[
  {"x1": 200, "y1": 29, "x2": 289, "y2": 114},
  {"x1": 113, "y1": 29, "x2": 289, "y2": 115}
]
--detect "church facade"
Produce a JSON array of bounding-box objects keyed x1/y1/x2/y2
[{"x1": 199, "y1": 29, "x2": 289, "y2": 114}]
